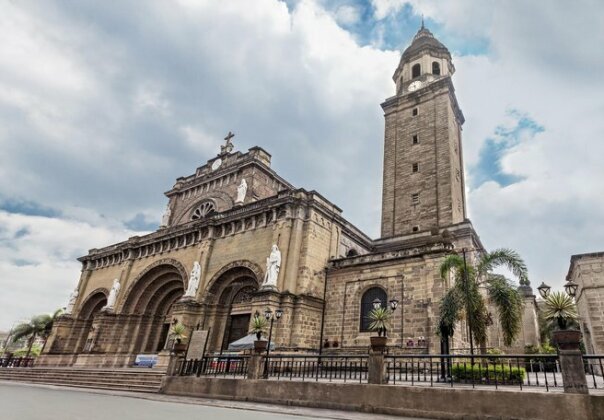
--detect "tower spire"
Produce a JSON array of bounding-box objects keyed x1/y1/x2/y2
[{"x1": 421, "y1": 14, "x2": 424, "y2": 29}]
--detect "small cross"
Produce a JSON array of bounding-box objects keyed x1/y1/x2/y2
[{"x1": 221, "y1": 131, "x2": 235, "y2": 154}]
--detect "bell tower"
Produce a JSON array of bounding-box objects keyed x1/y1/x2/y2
[{"x1": 380, "y1": 24, "x2": 467, "y2": 238}]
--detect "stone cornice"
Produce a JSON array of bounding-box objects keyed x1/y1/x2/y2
[
  {"x1": 327, "y1": 241, "x2": 455, "y2": 271},
  {"x1": 380, "y1": 76, "x2": 464, "y2": 125}
]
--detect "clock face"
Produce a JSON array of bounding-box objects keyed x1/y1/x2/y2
[
  {"x1": 211, "y1": 158, "x2": 222, "y2": 171},
  {"x1": 408, "y1": 81, "x2": 423, "y2": 92}
]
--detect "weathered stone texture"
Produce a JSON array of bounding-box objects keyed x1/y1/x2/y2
[{"x1": 568, "y1": 252, "x2": 604, "y2": 354}]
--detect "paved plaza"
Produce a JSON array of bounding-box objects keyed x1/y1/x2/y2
[{"x1": 0, "y1": 381, "x2": 426, "y2": 420}]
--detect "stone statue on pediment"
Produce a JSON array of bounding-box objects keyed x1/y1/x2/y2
[
  {"x1": 160, "y1": 203, "x2": 172, "y2": 228},
  {"x1": 262, "y1": 244, "x2": 281, "y2": 290},
  {"x1": 104, "y1": 278, "x2": 121, "y2": 310},
  {"x1": 236, "y1": 179, "x2": 247, "y2": 204},
  {"x1": 64, "y1": 287, "x2": 79, "y2": 315},
  {"x1": 184, "y1": 261, "x2": 202, "y2": 298}
]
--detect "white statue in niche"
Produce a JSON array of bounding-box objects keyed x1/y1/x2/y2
[
  {"x1": 64, "y1": 287, "x2": 79, "y2": 315},
  {"x1": 184, "y1": 261, "x2": 202, "y2": 298},
  {"x1": 160, "y1": 203, "x2": 172, "y2": 228},
  {"x1": 104, "y1": 278, "x2": 121, "y2": 310},
  {"x1": 262, "y1": 244, "x2": 281, "y2": 289},
  {"x1": 236, "y1": 179, "x2": 247, "y2": 204}
]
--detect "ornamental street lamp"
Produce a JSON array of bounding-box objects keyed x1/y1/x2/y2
[
  {"x1": 537, "y1": 282, "x2": 551, "y2": 299},
  {"x1": 263, "y1": 307, "x2": 283, "y2": 378},
  {"x1": 564, "y1": 280, "x2": 578, "y2": 298},
  {"x1": 389, "y1": 298, "x2": 399, "y2": 311}
]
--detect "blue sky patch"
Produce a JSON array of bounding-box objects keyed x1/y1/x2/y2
[
  {"x1": 125, "y1": 213, "x2": 158, "y2": 232},
  {"x1": 471, "y1": 110, "x2": 544, "y2": 189},
  {"x1": 0, "y1": 198, "x2": 62, "y2": 218}
]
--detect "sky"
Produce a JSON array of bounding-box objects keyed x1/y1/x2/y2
[{"x1": 1, "y1": 0, "x2": 603, "y2": 330}]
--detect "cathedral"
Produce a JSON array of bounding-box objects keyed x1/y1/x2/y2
[{"x1": 39, "y1": 25, "x2": 538, "y2": 368}]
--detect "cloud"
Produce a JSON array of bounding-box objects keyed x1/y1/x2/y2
[{"x1": 0, "y1": 211, "x2": 137, "y2": 328}]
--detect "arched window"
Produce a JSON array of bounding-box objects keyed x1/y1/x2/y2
[
  {"x1": 412, "y1": 63, "x2": 421, "y2": 78},
  {"x1": 432, "y1": 61, "x2": 441, "y2": 75},
  {"x1": 191, "y1": 201, "x2": 215, "y2": 220},
  {"x1": 360, "y1": 287, "x2": 387, "y2": 332}
]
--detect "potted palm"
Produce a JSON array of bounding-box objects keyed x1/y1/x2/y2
[
  {"x1": 544, "y1": 291, "x2": 580, "y2": 350},
  {"x1": 368, "y1": 306, "x2": 392, "y2": 352},
  {"x1": 170, "y1": 323, "x2": 188, "y2": 353},
  {"x1": 250, "y1": 315, "x2": 268, "y2": 352}
]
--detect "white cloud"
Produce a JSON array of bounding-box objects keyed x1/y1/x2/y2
[{"x1": 0, "y1": 211, "x2": 137, "y2": 329}]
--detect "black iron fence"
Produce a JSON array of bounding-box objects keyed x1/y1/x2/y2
[
  {"x1": 583, "y1": 355, "x2": 604, "y2": 389},
  {"x1": 179, "y1": 355, "x2": 249, "y2": 378},
  {"x1": 176, "y1": 352, "x2": 604, "y2": 393},
  {"x1": 386, "y1": 354, "x2": 561, "y2": 391},
  {"x1": 265, "y1": 355, "x2": 368, "y2": 383},
  {"x1": 0, "y1": 357, "x2": 35, "y2": 368}
]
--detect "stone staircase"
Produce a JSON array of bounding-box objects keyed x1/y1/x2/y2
[{"x1": 0, "y1": 367, "x2": 165, "y2": 393}]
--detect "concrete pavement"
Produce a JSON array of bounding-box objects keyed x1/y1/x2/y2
[{"x1": 0, "y1": 381, "x2": 428, "y2": 420}]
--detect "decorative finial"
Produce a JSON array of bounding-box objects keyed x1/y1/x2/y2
[
  {"x1": 221, "y1": 131, "x2": 235, "y2": 154},
  {"x1": 421, "y1": 14, "x2": 424, "y2": 29}
]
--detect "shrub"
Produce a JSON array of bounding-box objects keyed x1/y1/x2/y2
[{"x1": 451, "y1": 363, "x2": 525, "y2": 384}]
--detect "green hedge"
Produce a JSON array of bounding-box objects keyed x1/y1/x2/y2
[{"x1": 451, "y1": 364, "x2": 526, "y2": 384}]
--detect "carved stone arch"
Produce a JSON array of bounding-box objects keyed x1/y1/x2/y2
[
  {"x1": 173, "y1": 191, "x2": 235, "y2": 225},
  {"x1": 77, "y1": 288, "x2": 108, "y2": 319},
  {"x1": 118, "y1": 258, "x2": 187, "y2": 314},
  {"x1": 202, "y1": 260, "x2": 264, "y2": 304}
]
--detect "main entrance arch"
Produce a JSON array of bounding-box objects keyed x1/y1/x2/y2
[
  {"x1": 203, "y1": 264, "x2": 261, "y2": 352},
  {"x1": 121, "y1": 262, "x2": 186, "y2": 354}
]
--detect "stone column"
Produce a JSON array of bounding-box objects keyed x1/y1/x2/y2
[
  {"x1": 247, "y1": 353, "x2": 265, "y2": 380},
  {"x1": 368, "y1": 352, "x2": 387, "y2": 384},
  {"x1": 553, "y1": 330, "x2": 588, "y2": 394}
]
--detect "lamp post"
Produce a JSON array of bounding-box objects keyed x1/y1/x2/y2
[
  {"x1": 263, "y1": 307, "x2": 283, "y2": 378},
  {"x1": 537, "y1": 282, "x2": 551, "y2": 299}
]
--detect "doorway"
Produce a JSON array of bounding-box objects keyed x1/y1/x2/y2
[{"x1": 223, "y1": 314, "x2": 251, "y2": 350}]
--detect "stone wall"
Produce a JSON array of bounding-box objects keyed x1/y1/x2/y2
[
  {"x1": 161, "y1": 376, "x2": 604, "y2": 420},
  {"x1": 568, "y1": 252, "x2": 604, "y2": 354}
]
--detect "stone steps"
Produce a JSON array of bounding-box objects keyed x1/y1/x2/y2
[{"x1": 0, "y1": 368, "x2": 165, "y2": 393}]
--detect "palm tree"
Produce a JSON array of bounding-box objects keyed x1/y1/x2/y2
[
  {"x1": 438, "y1": 248, "x2": 528, "y2": 348},
  {"x1": 12, "y1": 309, "x2": 63, "y2": 358}
]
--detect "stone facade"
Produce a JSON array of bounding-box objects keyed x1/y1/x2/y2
[
  {"x1": 567, "y1": 252, "x2": 604, "y2": 354},
  {"x1": 40, "y1": 25, "x2": 538, "y2": 368}
]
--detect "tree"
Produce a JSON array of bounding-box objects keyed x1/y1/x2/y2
[
  {"x1": 438, "y1": 248, "x2": 528, "y2": 348},
  {"x1": 11, "y1": 309, "x2": 63, "y2": 358}
]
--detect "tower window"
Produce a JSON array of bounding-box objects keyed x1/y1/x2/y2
[
  {"x1": 412, "y1": 108, "x2": 418, "y2": 116},
  {"x1": 412, "y1": 63, "x2": 421, "y2": 78},
  {"x1": 412, "y1": 226, "x2": 420, "y2": 232},
  {"x1": 432, "y1": 61, "x2": 441, "y2": 75},
  {"x1": 412, "y1": 135, "x2": 419, "y2": 144},
  {"x1": 412, "y1": 163, "x2": 419, "y2": 173},
  {"x1": 412, "y1": 193, "x2": 420, "y2": 205}
]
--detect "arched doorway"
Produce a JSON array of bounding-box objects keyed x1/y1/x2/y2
[
  {"x1": 76, "y1": 290, "x2": 107, "y2": 353},
  {"x1": 121, "y1": 263, "x2": 185, "y2": 354},
  {"x1": 204, "y1": 266, "x2": 260, "y2": 352}
]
